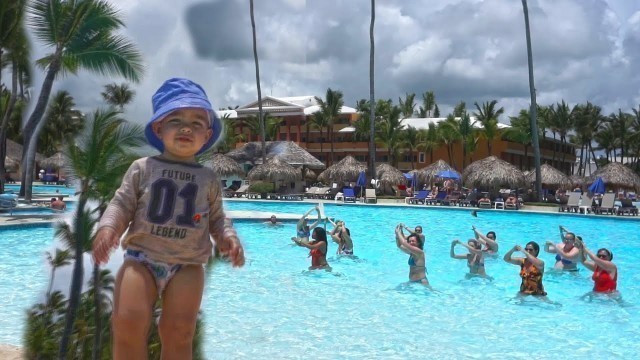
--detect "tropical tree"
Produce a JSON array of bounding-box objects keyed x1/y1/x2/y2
[
  {"x1": 473, "y1": 100, "x2": 504, "y2": 155},
  {"x1": 376, "y1": 105, "x2": 404, "y2": 166},
  {"x1": 419, "y1": 91, "x2": 435, "y2": 117},
  {"x1": 401, "y1": 125, "x2": 419, "y2": 169},
  {"x1": 265, "y1": 114, "x2": 284, "y2": 141},
  {"x1": 39, "y1": 90, "x2": 85, "y2": 156},
  {"x1": 437, "y1": 115, "x2": 461, "y2": 168},
  {"x1": 417, "y1": 123, "x2": 439, "y2": 163},
  {"x1": 101, "y1": 82, "x2": 135, "y2": 111},
  {"x1": 315, "y1": 88, "x2": 344, "y2": 165},
  {"x1": 308, "y1": 111, "x2": 328, "y2": 157},
  {"x1": 609, "y1": 109, "x2": 633, "y2": 163},
  {"x1": 551, "y1": 100, "x2": 573, "y2": 166},
  {"x1": 453, "y1": 101, "x2": 466, "y2": 117},
  {"x1": 505, "y1": 109, "x2": 534, "y2": 170},
  {"x1": 45, "y1": 248, "x2": 72, "y2": 301},
  {"x1": 215, "y1": 114, "x2": 245, "y2": 153},
  {"x1": 433, "y1": 104, "x2": 440, "y2": 118},
  {"x1": 458, "y1": 112, "x2": 476, "y2": 169},
  {"x1": 398, "y1": 93, "x2": 416, "y2": 119},
  {"x1": 0, "y1": 0, "x2": 28, "y2": 194},
  {"x1": 571, "y1": 102, "x2": 603, "y2": 175},
  {"x1": 249, "y1": 0, "x2": 266, "y2": 165},
  {"x1": 20, "y1": 0, "x2": 144, "y2": 201},
  {"x1": 58, "y1": 108, "x2": 145, "y2": 358}
]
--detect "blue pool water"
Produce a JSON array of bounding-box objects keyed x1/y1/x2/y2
[
  {"x1": 3, "y1": 184, "x2": 77, "y2": 196},
  {"x1": 1, "y1": 201, "x2": 639, "y2": 358}
]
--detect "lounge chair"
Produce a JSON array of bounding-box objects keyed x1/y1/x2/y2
[
  {"x1": 578, "y1": 194, "x2": 594, "y2": 214},
  {"x1": 459, "y1": 192, "x2": 477, "y2": 207},
  {"x1": 408, "y1": 190, "x2": 428, "y2": 205},
  {"x1": 441, "y1": 193, "x2": 460, "y2": 206},
  {"x1": 364, "y1": 189, "x2": 377, "y2": 204},
  {"x1": 233, "y1": 184, "x2": 250, "y2": 198},
  {"x1": 560, "y1": 192, "x2": 581, "y2": 212},
  {"x1": 617, "y1": 198, "x2": 638, "y2": 216},
  {"x1": 305, "y1": 186, "x2": 319, "y2": 199},
  {"x1": 315, "y1": 187, "x2": 331, "y2": 199},
  {"x1": 596, "y1": 193, "x2": 616, "y2": 215},
  {"x1": 477, "y1": 197, "x2": 492, "y2": 208},
  {"x1": 343, "y1": 188, "x2": 356, "y2": 203},
  {"x1": 426, "y1": 191, "x2": 447, "y2": 205}
]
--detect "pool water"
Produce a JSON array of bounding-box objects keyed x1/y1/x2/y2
[
  {"x1": 1, "y1": 201, "x2": 639, "y2": 358},
  {"x1": 3, "y1": 184, "x2": 77, "y2": 196}
]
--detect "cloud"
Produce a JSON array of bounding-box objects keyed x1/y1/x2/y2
[{"x1": 17, "y1": 0, "x2": 640, "y2": 129}]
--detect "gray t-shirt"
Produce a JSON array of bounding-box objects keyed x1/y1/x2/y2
[{"x1": 98, "y1": 156, "x2": 236, "y2": 264}]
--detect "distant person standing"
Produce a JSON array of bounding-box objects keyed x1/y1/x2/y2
[{"x1": 50, "y1": 197, "x2": 66, "y2": 211}]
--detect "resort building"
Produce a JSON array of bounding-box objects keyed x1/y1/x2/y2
[{"x1": 220, "y1": 95, "x2": 576, "y2": 174}]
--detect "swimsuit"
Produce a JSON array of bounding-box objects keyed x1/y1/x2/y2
[
  {"x1": 309, "y1": 244, "x2": 327, "y2": 268},
  {"x1": 592, "y1": 266, "x2": 617, "y2": 292},
  {"x1": 467, "y1": 254, "x2": 485, "y2": 273},
  {"x1": 555, "y1": 254, "x2": 578, "y2": 271},
  {"x1": 297, "y1": 229, "x2": 310, "y2": 238},
  {"x1": 519, "y1": 259, "x2": 547, "y2": 295},
  {"x1": 125, "y1": 249, "x2": 182, "y2": 296},
  {"x1": 339, "y1": 244, "x2": 354, "y2": 255},
  {"x1": 408, "y1": 255, "x2": 428, "y2": 280}
]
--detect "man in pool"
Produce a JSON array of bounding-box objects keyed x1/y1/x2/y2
[
  {"x1": 50, "y1": 197, "x2": 66, "y2": 211},
  {"x1": 264, "y1": 215, "x2": 282, "y2": 226}
]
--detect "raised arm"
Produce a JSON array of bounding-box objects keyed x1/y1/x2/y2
[
  {"x1": 307, "y1": 206, "x2": 322, "y2": 229},
  {"x1": 395, "y1": 224, "x2": 422, "y2": 256},
  {"x1": 503, "y1": 245, "x2": 523, "y2": 265},
  {"x1": 559, "y1": 225, "x2": 568, "y2": 242},
  {"x1": 575, "y1": 239, "x2": 595, "y2": 271},
  {"x1": 583, "y1": 246, "x2": 616, "y2": 274},
  {"x1": 544, "y1": 241, "x2": 557, "y2": 253},
  {"x1": 472, "y1": 226, "x2": 497, "y2": 251},
  {"x1": 522, "y1": 249, "x2": 545, "y2": 270},
  {"x1": 450, "y1": 240, "x2": 468, "y2": 260}
]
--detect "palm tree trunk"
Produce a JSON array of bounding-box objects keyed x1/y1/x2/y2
[
  {"x1": 249, "y1": 0, "x2": 266, "y2": 165},
  {"x1": 410, "y1": 147, "x2": 415, "y2": 170},
  {"x1": 522, "y1": 0, "x2": 543, "y2": 201},
  {"x1": 21, "y1": 57, "x2": 61, "y2": 201},
  {"x1": 329, "y1": 122, "x2": 335, "y2": 165},
  {"x1": 58, "y1": 190, "x2": 88, "y2": 359},
  {"x1": 577, "y1": 145, "x2": 585, "y2": 175},
  {"x1": 367, "y1": 0, "x2": 376, "y2": 181}
]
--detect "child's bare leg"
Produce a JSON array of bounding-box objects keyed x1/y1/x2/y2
[
  {"x1": 112, "y1": 260, "x2": 157, "y2": 360},
  {"x1": 159, "y1": 264, "x2": 204, "y2": 360}
]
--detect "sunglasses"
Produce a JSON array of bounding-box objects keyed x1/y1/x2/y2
[
  {"x1": 415, "y1": 229, "x2": 422, "y2": 233},
  {"x1": 525, "y1": 248, "x2": 535, "y2": 252},
  {"x1": 597, "y1": 254, "x2": 608, "y2": 259}
]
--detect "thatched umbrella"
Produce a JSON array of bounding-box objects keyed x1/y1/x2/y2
[
  {"x1": 302, "y1": 167, "x2": 317, "y2": 181},
  {"x1": 40, "y1": 152, "x2": 66, "y2": 170},
  {"x1": 317, "y1": 155, "x2": 366, "y2": 184},
  {"x1": 416, "y1": 159, "x2": 453, "y2": 185},
  {"x1": 247, "y1": 156, "x2": 301, "y2": 183},
  {"x1": 587, "y1": 162, "x2": 640, "y2": 191},
  {"x1": 463, "y1": 156, "x2": 525, "y2": 190},
  {"x1": 526, "y1": 164, "x2": 572, "y2": 189},
  {"x1": 4, "y1": 156, "x2": 20, "y2": 171},
  {"x1": 376, "y1": 163, "x2": 406, "y2": 195},
  {"x1": 203, "y1": 153, "x2": 244, "y2": 178},
  {"x1": 569, "y1": 174, "x2": 586, "y2": 186},
  {"x1": 227, "y1": 141, "x2": 325, "y2": 169}
]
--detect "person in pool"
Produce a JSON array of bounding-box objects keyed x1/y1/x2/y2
[
  {"x1": 327, "y1": 218, "x2": 354, "y2": 255},
  {"x1": 395, "y1": 223, "x2": 429, "y2": 286},
  {"x1": 291, "y1": 206, "x2": 322, "y2": 243},
  {"x1": 265, "y1": 215, "x2": 282, "y2": 226},
  {"x1": 450, "y1": 239, "x2": 486, "y2": 277},
  {"x1": 293, "y1": 227, "x2": 330, "y2": 270},
  {"x1": 472, "y1": 226, "x2": 498, "y2": 254},
  {"x1": 544, "y1": 225, "x2": 580, "y2": 271},
  {"x1": 575, "y1": 238, "x2": 617, "y2": 293},
  {"x1": 504, "y1": 241, "x2": 547, "y2": 296},
  {"x1": 401, "y1": 224, "x2": 425, "y2": 244}
]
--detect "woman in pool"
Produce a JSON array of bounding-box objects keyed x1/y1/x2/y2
[
  {"x1": 544, "y1": 225, "x2": 580, "y2": 271},
  {"x1": 327, "y1": 218, "x2": 354, "y2": 255},
  {"x1": 293, "y1": 227, "x2": 330, "y2": 270},
  {"x1": 504, "y1": 241, "x2": 547, "y2": 296},
  {"x1": 575, "y1": 238, "x2": 617, "y2": 293},
  {"x1": 395, "y1": 223, "x2": 429, "y2": 286},
  {"x1": 402, "y1": 224, "x2": 425, "y2": 244},
  {"x1": 291, "y1": 205, "x2": 322, "y2": 243},
  {"x1": 472, "y1": 226, "x2": 498, "y2": 254},
  {"x1": 450, "y1": 239, "x2": 486, "y2": 276}
]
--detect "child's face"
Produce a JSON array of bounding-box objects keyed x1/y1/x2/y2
[{"x1": 152, "y1": 108, "x2": 213, "y2": 161}]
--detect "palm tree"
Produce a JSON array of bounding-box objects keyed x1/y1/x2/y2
[
  {"x1": 417, "y1": 123, "x2": 439, "y2": 163},
  {"x1": 58, "y1": 108, "x2": 145, "y2": 358},
  {"x1": 308, "y1": 112, "x2": 328, "y2": 158},
  {"x1": 458, "y1": 112, "x2": 475, "y2": 169},
  {"x1": 368, "y1": 0, "x2": 376, "y2": 180},
  {"x1": 101, "y1": 83, "x2": 135, "y2": 111},
  {"x1": 505, "y1": 109, "x2": 534, "y2": 169},
  {"x1": 571, "y1": 102, "x2": 603, "y2": 175},
  {"x1": 473, "y1": 100, "x2": 504, "y2": 155},
  {"x1": 437, "y1": 115, "x2": 461, "y2": 168},
  {"x1": 453, "y1": 101, "x2": 466, "y2": 117},
  {"x1": 45, "y1": 248, "x2": 72, "y2": 301},
  {"x1": 419, "y1": 91, "x2": 435, "y2": 117},
  {"x1": 552, "y1": 100, "x2": 573, "y2": 166},
  {"x1": 401, "y1": 126, "x2": 419, "y2": 169},
  {"x1": 398, "y1": 93, "x2": 416, "y2": 119},
  {"x1": 265, "y1": 114, "x2": 284, "y2": 141},
  {"x1": 39, "y1": 90, "x2": 85, "y2": 156},
  {"x1": 522, "y1": 0, "x2": 543, "y2": 200},
  {"x1": 249, "y1": 0, "x2": 266, "y2": 166},
  {"x1": 20, "y1": 0, "x2": 144, "y2": 201},
  {"x1": 609, "y1": 109, "x2": 632, "y2": 163},
  {"x1": 315, "y1": 88, "x2": 344, "y2": 165},
  {"x1": 0, "y1": 1, "x2": 28, "y2": 194},
  {"x1": 376, "y1": 106, "x2": 404, "y2": 166},
  {"x1": 215, "y1": 114, "x2": 245, "y2": 153}
]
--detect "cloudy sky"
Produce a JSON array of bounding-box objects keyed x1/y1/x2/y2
[{"x1": 29, "y1": 0, "x2": 640, "y2": 126}]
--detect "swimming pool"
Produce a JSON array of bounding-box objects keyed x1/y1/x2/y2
[
  {"x1": 3, "y1": 184, "x2": 77, "y2": 197},
  {"x1": 1, "y1": 201, "x2": 639, "y2": 358}
]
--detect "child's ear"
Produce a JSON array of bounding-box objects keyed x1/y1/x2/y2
[
  {"x1": 152, "y1": 121, "x2": 163, "y2": 136},
  {"x1": 206, "y1": 128, "x2": 213, "y2": 141}
]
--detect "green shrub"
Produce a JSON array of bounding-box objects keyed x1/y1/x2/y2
[{"x1": 249, "y1": 182, "x2": 275, "y2": 193}]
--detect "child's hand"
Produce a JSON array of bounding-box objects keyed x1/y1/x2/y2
[
  {"x1": 217, "y1": 236, "x2": 245, "y2": 267},
  {"x1": 92, "y1": 227, "x2": 119, "y2": 265}
]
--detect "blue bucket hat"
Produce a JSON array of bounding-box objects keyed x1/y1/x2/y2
[{"x1": 145, "y1": 78, "x2": 223, "y2": 155}]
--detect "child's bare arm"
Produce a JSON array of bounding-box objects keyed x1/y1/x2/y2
[{"x1": 92, "y1": 227, "x2": 120, "y2": 265}]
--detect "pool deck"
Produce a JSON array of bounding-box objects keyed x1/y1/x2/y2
[{"x1": 1, "y1": 196, "x2": 638, "y2": 228}]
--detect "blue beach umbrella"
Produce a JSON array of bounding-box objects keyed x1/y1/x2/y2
[
  {"x1": 437, "y1": 169, "x2": 461, "y2": 180},
  {"x1": 411, "y1": 172, "x2": 418, "y2": 190},
  {"x1": 356, "y1": 170, "x2": 367, "y2": 197},
  {"x1": 588, "y1": 177, "x2": 605, "y2": 194}
]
